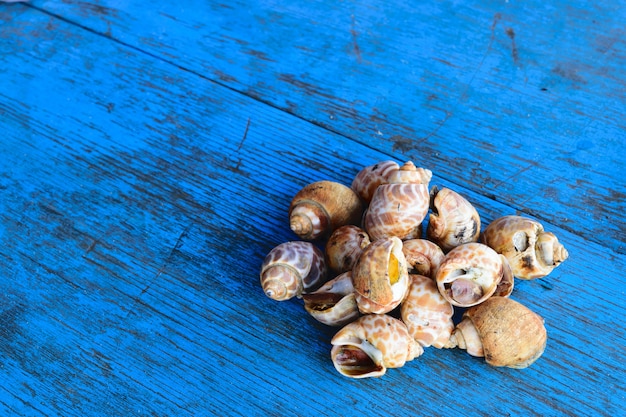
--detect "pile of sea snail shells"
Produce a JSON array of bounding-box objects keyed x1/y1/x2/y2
[{"x1": 259, "y1": 161, "x2": 569, "y2": 378}]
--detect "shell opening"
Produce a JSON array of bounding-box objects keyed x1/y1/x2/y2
[
  {"x1": 446, "y1": 278, "x2": 483, "y2": 304},
  {"x1": 302, "y1": 293, "x2": 344, "y2": 311},
  {"x1": 513, "y1": 231, "x2": 529, "y2": 252},
  {"x1": 331, "y1": 340, "x2": 384, "y2": 377},
  {"x1": 388, "y1": 253, "x2": 400, "y2": 285}
]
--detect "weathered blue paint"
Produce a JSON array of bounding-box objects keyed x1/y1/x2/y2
[
  {"x1": 0, "y1": 2, "x2": 624, "y2": 417},
  {"x1": 28, "y1": 0, "x2": 626, "y2": 253}
]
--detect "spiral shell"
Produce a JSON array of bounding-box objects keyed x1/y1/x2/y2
[
  {"x1": 289, "y1": 180, "x2": 363, "y2": 240},
  {"x1": 330, "y1": 314, "x2": 423, "y2": 378},
  {"x1": 427, "y1": 186, "x2": 481, "y2": 252},
  {"x1": 435, "y1": 242, "x2": 504, "y2": 307},
  {"x1": 325, "y1": 225, "x2": 371, "y2": 274},
  {"x1": 350, "y1": 160, "x2": 399, "y2": 205},
  {"x1": 259, "y1": 241, "x2": 327, "y2": 301},
  {"x1": 302, "y1": 271, "x2": 360, "y2": 327},
  {"x1": 364, "y1": 161, "x2": 432, "y2": 241},
  {"x1": 351, "y1": 237, "x2": 409, "y2": 314},
  {"x1": 446, "y1": 297, "x2": 547, "y2": 368},
  {"x1": 401, "y1": 274, "x2": 454, "y2": 348},
  {"x1": 482, "y1": 215, "x2": 568, "y2": 280},
  {"x1": 402, "y1": 238, "x2": 445, "y2": 279}
]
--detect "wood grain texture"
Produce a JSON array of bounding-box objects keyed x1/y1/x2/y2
[
  {"x1": 0, "y1": 3, "x2": 624, "y2": 417},
  {"x1": 30, "y1": 0, "x2": 626, "y2": 254}
]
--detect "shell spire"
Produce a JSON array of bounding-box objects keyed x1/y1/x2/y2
[{"x1": 364, "y1": 161, "x2": 432, "y2": 241}]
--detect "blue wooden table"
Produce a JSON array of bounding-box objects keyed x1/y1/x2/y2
[{"x1": 1, "y1": 1, "x2": 624, "y2": 415}]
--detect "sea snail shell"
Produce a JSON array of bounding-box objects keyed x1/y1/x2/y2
[
  {"x1": 351, "y1": 237, "x2": 409, "y2": 314},
  {"x1": 259, "y1": 241, "x2": 327, "y2": 301},
  {"x1": 302, "y1": 271, "x2": 360, "y2": 327},
  {"x1": 330, "y1": 314, "x2": 423, "y2": 378},
  {"x1": 482, "y1": 215, "x2": 568, "y2": 280},
  {"x1": 289, "y1": 180, "x2": 363, "y2": 240},
  {"x1": 446, "y1": 297, "x2": 547, "y2": 369},
  {"x1": 427, "y1": 186, "x2": 481, "y2": 252},
  {"x1": 402, "y1": 238, "x2": 445, "y2": 279},
  {"x1": 401, "y1": 274, "x2": 454, "y2": 348},
  {"x1": 364, "y1": 161, "x2": 432, "y2": 241},
  {"x1": 325, "y1": 225, "x2": 371, "y2": 274},
  {"x1": 351, "y1": 160, "x2": 399, "y2": 205},
  {"x1": 435, "y1": 242, "x2": 504, "y2": 307}
]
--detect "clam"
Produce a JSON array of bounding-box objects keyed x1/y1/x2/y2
[
  {"x1": 330, "y1": 314, "x2": 423, "y2": 378},
  {"x1": 435, "y1": 242, "x2": 504, "y2": 307},
  {"x1": 446, "y1": 296, "x2": 547, "y2": 368},
  {"x1": 351, "y1": 236, "x2": 409, "y2": 314},
  {"x1": 401, "y1": 274, "x2": 454, "y2": 348},
  {"x1": 259, "y1": 241, "x2": 327, "y2": 301},
  {"x1": 482, "y1": 215, "x2": 568, "y2": 280},
  {"x1": 427, "y1": 186, "x2": 481, "y2": 252},
  {"x1": 302, "y1": 272, "x2": 360, "y2": 327},
  {"x1": 364, "y1": 161, "x2": 432, "y2": 241},
  {"x1": 289, "y1": 180, "x2": 363, "y2": 240}
]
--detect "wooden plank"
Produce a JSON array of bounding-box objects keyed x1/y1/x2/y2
[
  {"x1": 28, "y1": 0, "x2": 626, "y2": 253},
  {"x1": 0, "y1": 6, "x2": 624, "y2": 417}
]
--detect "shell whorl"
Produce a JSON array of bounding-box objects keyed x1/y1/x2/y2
[
  {"x1": 351, "y1": 160, "x2": 399, "y2": 204},
  {"x1": 364, "y1": 183, "x2": 430, "y2": 241},
  {"x1": 260, "y1": 241, "x2": 327, "y2": 301},
  {"x1": 289, "y1": 181, "x2": 363, "y2": 240},
  {"x1": 363, "y1": 161, "x2": 432, "y2": 241},
  {"x1": 289, "y1": 201, "x2": 329, "y2": 241}
]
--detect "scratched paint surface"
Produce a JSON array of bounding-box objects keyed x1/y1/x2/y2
[
  {"x1": 31, "y1": 0, "x2": 626, "y2": 253},
  {"x1": 0, "y1": 3, "x2": 624, "y2": 417}
]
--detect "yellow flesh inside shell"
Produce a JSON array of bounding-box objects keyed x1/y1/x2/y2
[{"x1": 388, "y1": 253, "x2": 400, "y2": 285}]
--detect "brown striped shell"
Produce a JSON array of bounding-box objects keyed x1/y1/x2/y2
[
  {"x1": 402, "y1": 238, "x2": 445, "y2": 279},
  {"x1": 351, "y1": 237, "x2": 409, "y2": 314},
  {"x1": 350, "y1": 160, "x2": 399, "y2": 204},
  {"x1": 364, "y1": 161, "x2": 432, "y2": 241},
  {"x1": 427, "y1": 186, "x2": 481, "y2": 252},
  {"x1": 330, "y1": 314, "x2": 423, "y2": 378},
  {"x1": 446, "y1": 297, "x2": 547, "y2": 369},
  {"x1": 401, "y1": 274, "x2": 454, "y2": 348},
  {"x1": 259, "y1": 241, "x2": 327, "y2": 301},
  {"x1": 302, "y1": 271, "x2": 360, "y2": 327},
  {"x1": 325, "y1": 225, "x2": 371, "y2": 274},
  {"x1": 435, "y1": 242, "x2": 504, "y2": 307},
  {"x1": 289, "y1": 180, "x2": 363, "y2": 241},
  {"x1": 482, "y1": 215, "x2": 568, "y2": 280}
]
